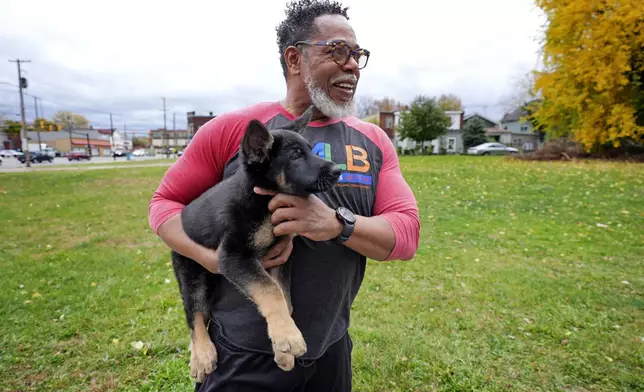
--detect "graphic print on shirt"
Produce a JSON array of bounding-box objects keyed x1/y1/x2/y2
[{"x1": 312, "y1": 142, "x2": 372, "y2": 189}]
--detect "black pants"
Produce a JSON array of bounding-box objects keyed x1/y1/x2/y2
[{"x1": 195, "y1": 327, "x2": 353, "y2": 392}]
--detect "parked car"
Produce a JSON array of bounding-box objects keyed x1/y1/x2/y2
[
  {"x1": 18, "y1": 151, "x2": 54, "y2": 164},
  {"x1": 68, "y1": 152, "x2": 91, "y2": 161},
  {"x1": 467, "y1": 142, "x2": 518, "y2": 156},
  {"x1": 0, "y1": 149, "x2": 22, "y2": 158}
]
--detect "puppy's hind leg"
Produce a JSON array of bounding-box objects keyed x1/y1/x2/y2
[
  {"x1": 171, "y1": 252, "x2": 218, "y2": 382},
  {"x1": 218, "y1": 242, "x2": 306, "y2": 371}
]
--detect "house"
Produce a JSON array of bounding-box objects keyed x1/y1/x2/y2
[
  {"x1": 97, "y1": 129, "x2": 125, "y2": 151},
  {"x1": 498, "y1": 102, "x2": 542, "y2": 150},
  {"x1": 25, "y1": 128, "x2": 117, "y2": 156},
  {"x1": 392, "y1": 110, "x2": 466, "y2": 154},
  {"x1": 149, "y1": 129, "x2": 191, "y2": 154},
  {"x1": 187, "y1": 111, "x2": 216, "y2": 136}
]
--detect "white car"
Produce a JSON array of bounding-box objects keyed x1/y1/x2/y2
[
  {"x1": 0, "y1": 149, "x2": 22, "y2": 158},
  {"x1": 467, "y1": 142, "x2": 518, "y2": 156}
]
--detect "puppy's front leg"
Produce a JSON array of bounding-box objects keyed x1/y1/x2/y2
[
  {"x1": 218, "y1": 240, "x2": 306, "y2": 371},
  {"x1": 269, "y1": 261, "x2": 293, "y2": 315}
]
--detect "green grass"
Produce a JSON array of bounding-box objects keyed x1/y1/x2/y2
[{"x1": 0, "y1": 156, "x2": 642, "y2": 391}]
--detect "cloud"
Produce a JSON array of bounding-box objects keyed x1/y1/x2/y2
[{"x1": 0, "y1": 0, "x2": 545, "y2": 133}]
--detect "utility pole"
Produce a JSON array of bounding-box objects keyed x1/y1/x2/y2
[
  {"x1": 9, "y1": 59, "x2": 31, "y2": 167},
  {"x1": 110, "y1": 112, "x2": 115, "y2": 160},
  {"x1": 34, "y1": 96, "x2": 42, "y2": 151},
  {"x1": 162, "y1": 97, "x2": 167, "y2": 130}
]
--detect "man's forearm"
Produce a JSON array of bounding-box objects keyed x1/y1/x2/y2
[
  {"x1": 157, "y1": 214, "x2": 220, "y2": 273},
  {"x1": 341, "y1": 215, "x2": 395, "y2": 261}
]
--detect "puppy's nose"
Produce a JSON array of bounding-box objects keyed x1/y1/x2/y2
[{"x1": 330, "y1": 164, "x2": 342, "y2": 177}]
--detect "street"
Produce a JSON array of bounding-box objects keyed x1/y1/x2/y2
[{"x1": 0, "y1": 155, "x2": 167, "y2": 171}]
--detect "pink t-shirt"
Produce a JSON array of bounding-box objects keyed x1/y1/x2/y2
[{"x1": 149, "y1": 101, "x2": 419, "y2": 260}]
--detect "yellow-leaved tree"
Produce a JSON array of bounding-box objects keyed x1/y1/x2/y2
[{"x1": 532, "y1": 0, "x2": 644, "y2": 151}]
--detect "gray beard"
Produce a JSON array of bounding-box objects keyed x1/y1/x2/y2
[{"x1": 304, "y1": 71, "x2": 356, "y2": 119}]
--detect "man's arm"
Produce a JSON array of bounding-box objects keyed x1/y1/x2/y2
[{"x1": 148, "y1": 116, "x2": 237, "y2": 273}]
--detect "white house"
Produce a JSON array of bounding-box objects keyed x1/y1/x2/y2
[{"x1": 393, "y1": 110, "x2": 465, "y2": 154}]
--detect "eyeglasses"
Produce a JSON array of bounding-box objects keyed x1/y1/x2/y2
[{"x1": 295, "y1": 40, "x2": 370, "y2": 69}]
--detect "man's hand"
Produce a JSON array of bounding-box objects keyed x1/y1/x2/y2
[
  {"x1": 260, "y1": 234, "x2": 295, "y2": 269},
  {"x1": 254, "y1": 187, "x2": 343, "y2": 242}
]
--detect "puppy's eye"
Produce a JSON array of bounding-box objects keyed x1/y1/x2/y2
[{"x1": 291, "y1": 149, "x2": 303, "y2": 160}]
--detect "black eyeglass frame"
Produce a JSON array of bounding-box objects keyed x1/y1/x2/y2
[{"x1": 295, "y1": 40, "x2": 370, "y2": 69}]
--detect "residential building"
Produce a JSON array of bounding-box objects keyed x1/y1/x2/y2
[
  {"x1": 498, "y1": 103, "x2": 542, "y2": 150},
  {"x1": 149, "y1": 129, "x2": 191, "y2": 154},
  {"x1": 187, "y1": 111, "x2": 216, "y2": 136},
  {"x1": 392, "y1": 109, "x2": 465, "y2": 154}
]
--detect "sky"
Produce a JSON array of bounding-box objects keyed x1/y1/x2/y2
[{"x1": 0, "y1": 0, "x2": 546, "y2": 136}]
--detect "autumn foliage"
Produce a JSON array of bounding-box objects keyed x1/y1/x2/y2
[{"x1": 532, "y1": 0, "x2": 644, "y2": 151}]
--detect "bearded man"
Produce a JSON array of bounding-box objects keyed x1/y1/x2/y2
[{"x1": 148, "y1": 1, "x2": 420, "y2": 390}]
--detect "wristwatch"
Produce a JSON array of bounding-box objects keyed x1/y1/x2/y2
[{"x1": 335, "y1": 207, "x2": 356, "y2": 243}]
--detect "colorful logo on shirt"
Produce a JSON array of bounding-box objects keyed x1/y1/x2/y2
[{"x1": 312, "y1": 142, "x2": 372, "y2": 187}]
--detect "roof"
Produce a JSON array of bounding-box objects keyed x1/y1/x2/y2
[
  {"x1": 464, "y1": 113, "x2": 498, "y2": 127},
  {"x1": 27, "y1": 128, "x2": 113, "y2": 141},
  {"x1": 500, "y1": 100, "x2": 541, "y2": 123}
]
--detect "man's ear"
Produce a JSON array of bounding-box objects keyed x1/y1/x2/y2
[
  {"x1": 241, "y1": 120, "x2": 273, "y2": 163},
  {"x1": 285, "y1": 105, "x2": 314, "y2": 134},
  {"x1": 284, "y1": 46, "x2": 302, "y2": 76}
]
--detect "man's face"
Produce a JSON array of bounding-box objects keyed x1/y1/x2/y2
[{"x1": 300, "y1": 14, "x2": 366, "y2": 119}]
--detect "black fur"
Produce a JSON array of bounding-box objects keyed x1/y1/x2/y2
[{"x1": 171, "y1": 106, "x2": 341, "y2": 380}]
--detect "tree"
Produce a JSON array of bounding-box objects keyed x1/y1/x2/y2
[
  {"x1": 132, "y1": 137, "x2": 151, "y2": 149},
  {"x1": 1, "y1": 119, "x2": 22, "y2": 134},
  {"x1": 33, "y1": 117, "x2": 62, "y2": 132},
  {"x1": 437, "y1": 93, "x2": 463, "y2": 111},
  {"x1": 397, "y1": 95, "x2": 451, "y2": 144},
  {"x1": 531, "y1": 0, "x2": 644, "y2": 151},
  {"x1": 356, "y1": 96, "x2": 378, "y2": 118},
  {"x1": 462, "y1": 117, "x2": 489, "y2": 149},
  {"x1": 52, "y1": 111, "x2": 89, "y2": 129}
]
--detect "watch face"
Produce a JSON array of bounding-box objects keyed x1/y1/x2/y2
[{"x1": 337, "y1": 207, "x2": 356, "y2": 224}]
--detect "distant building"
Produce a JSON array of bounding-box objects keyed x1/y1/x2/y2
[
  {"x1": 187, "y1": 111, "x2": 216, "y2": 136},
  {"x1": 149, "y1": 129, "x2": 191, "y2": 154},
  {"x1": 25, "y1": 128, "x2": 120, "y2": 156}
]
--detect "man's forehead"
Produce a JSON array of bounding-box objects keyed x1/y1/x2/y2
[{"x1": 313, "y1": 14, "x2": 358, "y2": 46}]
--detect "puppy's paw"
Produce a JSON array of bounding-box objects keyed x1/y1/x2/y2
[
  {"x1": 274, "y1": 351, "x2": 295, "y2": 371},
  {"x1": 268, "y1": 320, "x2": 306, "y2": 371},
  {"x1": 189, "y1": 340, "x2": 218, "y2": 383}
]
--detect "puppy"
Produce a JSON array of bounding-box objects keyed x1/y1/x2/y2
[{"x1": 171, "y1": 106, "x2": 342, "y2": 382}]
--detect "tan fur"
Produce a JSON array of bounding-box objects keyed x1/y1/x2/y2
[
  {"x1": 276, "y1": 171, "x2": 294, "y2": 193},
  {"x1": 189, "y1": 312, "x2": 218, "y2": 382},
  {"x1": 248, "y1": 279, "x2": 306, "y2": 370},
  {"x1": 252, "y1": 217, "x2": 275, "y2": 249}
]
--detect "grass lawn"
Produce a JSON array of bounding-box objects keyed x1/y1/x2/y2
[{"x1": 0, "y1": 156, "x2": 642, "y2": 391}]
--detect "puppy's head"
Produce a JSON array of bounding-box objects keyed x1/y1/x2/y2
[{"x1": 240, "y1": 106, "x2": 341, "y2": 196}]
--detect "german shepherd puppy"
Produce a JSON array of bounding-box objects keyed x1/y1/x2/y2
[{"x1": 171, "y1": 106, "x2": 342, "y2": 382}]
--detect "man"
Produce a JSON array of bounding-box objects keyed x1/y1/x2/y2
[{"x1": 148, "y1": 0, "x2": 420, "y2": 390}]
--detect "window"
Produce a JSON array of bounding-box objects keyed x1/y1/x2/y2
[
  {"x1": 448, "y1": 138, "x2": 455, "y2": 151},
  {"x1": 385, "y1": 116, "x2": 393, "y2": 129}
]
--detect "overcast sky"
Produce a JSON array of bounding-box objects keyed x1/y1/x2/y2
[{"x1": 0, "y1": 0, "x2": 545, "y2": 136}]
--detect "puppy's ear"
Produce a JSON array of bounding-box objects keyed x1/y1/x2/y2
[
  {"x1": 241, "y1": 120, "x2": 273, "y2": 163},
  {"x1": 285, "y1": 105, "x2": 314, "y2": 134}
]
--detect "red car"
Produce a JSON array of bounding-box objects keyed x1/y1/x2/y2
[{"x1": 67, "y1": 152, "x2": 91, "y2": 161}]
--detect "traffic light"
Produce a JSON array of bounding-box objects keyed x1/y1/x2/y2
[{"x1": 20, "y1": 77, "x2": 28, "y2": 89}]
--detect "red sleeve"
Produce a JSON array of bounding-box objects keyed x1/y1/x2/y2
[
  {"x1": 147, "y1": 114, "x2": 246, "y2": 234},
  {"x1": 371, "y1": 126, "x2": 420, "y2": 261}
]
